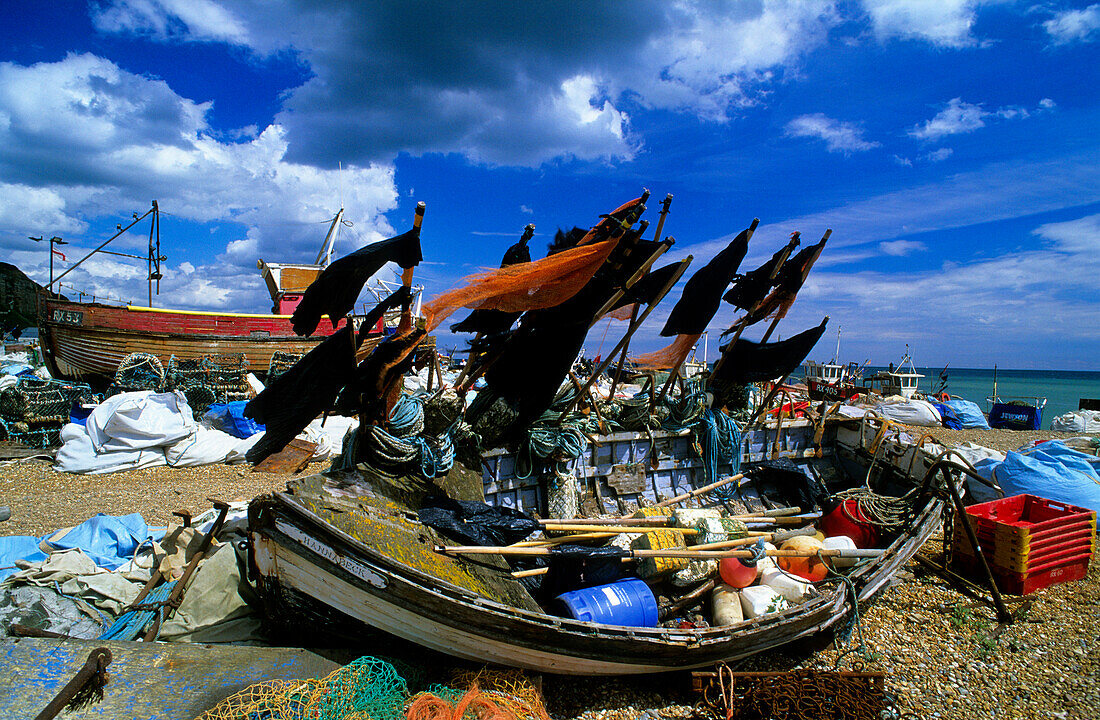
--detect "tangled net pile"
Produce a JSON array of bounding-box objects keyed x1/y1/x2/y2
[{"x1": 194, "y1": 656, "x2": 548, "y2": 720}]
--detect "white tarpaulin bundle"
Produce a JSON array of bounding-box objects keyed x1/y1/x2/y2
[
  {"x1": 1050, "y1": 410, "x2": 1100, "y2": 433},
  {"x1": 874, "y1": 398, "x2": 943, "y2": 427},
  {"x1": 86, "y1": 391, "x2": 197, "y2": 453},
  {"x1": 55, "y1": 390, "x2": 357, "y2": 474}
]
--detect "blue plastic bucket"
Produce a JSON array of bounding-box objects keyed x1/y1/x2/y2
[{"x1": 555, "y1": 578, "x2": 658, "y2": 627}]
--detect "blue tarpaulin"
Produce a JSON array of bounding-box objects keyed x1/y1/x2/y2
[
  {"x1": 930, "y1": 402, "x2": 962, "y2": 430},
  {"x1": 202, "y1": 401, "x2": 265, "y2": 439},
  {"x1": 989, "y1": 441, "x2": 1100, "y2": 513},
  {"x1": 42, "y1": 513, "x2": 163, "y2": 571},
  {"x1": 0, "y1": 536, "x2": 48, "y2": 582},
  {"x1": 944, "y1": 399, "x2": 991, "y2": 429}
]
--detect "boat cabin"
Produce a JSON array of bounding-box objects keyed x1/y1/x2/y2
[
  {"x1": 804, "y1": 360, "x2": 846, "y2": 385},
  {"x1": 864, "y1": 352, "x2": 924, "y2": 399}
]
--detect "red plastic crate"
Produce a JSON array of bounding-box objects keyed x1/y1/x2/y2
[
  {"x1": 952, "y1": 494, "x2": 1096, "y2": 594},
  {"x1": 952, "y1": 552, "x2": 1091, "y2": 595}
]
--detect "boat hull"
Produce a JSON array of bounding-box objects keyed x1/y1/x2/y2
[
  {"x1": 247, "y1": 417, "x2": 954, "y2": 674},
  {"x1": 249, "y1": 491, "x2": 848, "y2": 674},
  {"x1": 34, "y1": 294, "x2": 434, "y2": 383}
]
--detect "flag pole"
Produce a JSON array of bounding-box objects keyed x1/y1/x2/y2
[
  {"x1": 452, "y1": 223, "x2": 534, "y2": 388},
  {"x1": 760, "y1": 228, "x2": 829, "y2": 343}
]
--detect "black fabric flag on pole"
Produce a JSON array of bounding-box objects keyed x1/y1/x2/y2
[
  {"x1": 723, "y1": 233, "x2": 801, "y2": 312},
  {"x1": 660, "y1": 224, "x2": 752, "y2": 337},
  {"x1": 246, "y1": 287, "x2": 412, "y2": 464},
  {"x1": 291, "y1": 224, "x2": 423, "y2": 337},
  {"x1": 451, "y1": 227, "x2": 534, "y2": 334},
  {"x1": 710, "y1": 317, "x2": 829, "y2": 386}
]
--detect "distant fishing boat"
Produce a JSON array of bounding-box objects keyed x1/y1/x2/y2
[
  {"x1": 803, "y1": 327, "x2": 864, "y2": 402},
  {"x1": 986, "y1": 364, "x2": 1047, "y2": 430},
  {"x1": 863, "y1": 346, "x2": 924, "y2": 399},
  {"x1": 36, "y1": 202, "x2": 426, "y2": 384}
]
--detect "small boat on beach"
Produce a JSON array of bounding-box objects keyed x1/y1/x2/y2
[
  {"x1": 863, "y1": 348, "x2": 924, "y2": 399},
  {"x1": 803, "y1": 328, "x2": 865, "y2": 402},
  {"x1": 36, "y1": 202, "x2": 428, "y2": 384},
  {"x1": 247, "y1": 413, "x2": 960, "y2": 674}
]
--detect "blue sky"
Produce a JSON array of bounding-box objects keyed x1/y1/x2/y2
[{"x1": 2, "y1": 1, "x2": 1098, "y2": 369}]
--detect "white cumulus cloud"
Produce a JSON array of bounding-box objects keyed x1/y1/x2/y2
[
  {"x1": 785, "y1": 114, "x2": 881, "y2": 153},
  {"x1": 860, "y1": 0, "x2": 1002, "y2": 48},
  {"x1": 1044, "y1": 4, "x2": 1100, "y2": 45},
  {"x1": 0, "y1": 54, "x2": 398, "y2": 313},
  {"x1": 90, "y1": 0, "x2": 251, "y2": 45}
]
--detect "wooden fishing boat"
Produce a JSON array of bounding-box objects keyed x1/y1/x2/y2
[
  {"x1": 35, "y1": 205, "x2": 431, "y2": 384},
  {"x1": 247, "y1": 413, "x2": 961, "y2": 674}
]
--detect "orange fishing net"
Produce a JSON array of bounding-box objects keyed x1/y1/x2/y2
[
  {"x1": 406, "y1": 668, "x2": 550, "y2": 720},
  {"x1": 632, "y1": 332, "x2": 702, "y2": 370},
  {"x1": 605, "y1": 303, "x2": 637, "y2": 321},
  {"x1": 422, "y1": 239, "x2": 618, "y2": 332}
]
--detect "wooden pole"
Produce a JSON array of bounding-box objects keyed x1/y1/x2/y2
[
  {"x1": 654, "y1": 220, "x2": 760, "y2": 405},
  {"x1": 439, "y1": 544, "x2": 884, "y2": 560},
  {"x1": 656, "y1": 472, "x2": 745, "y2": 507}
]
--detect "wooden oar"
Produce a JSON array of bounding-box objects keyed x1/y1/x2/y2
[
  {"x1": 538, "y1": 515, "x2": 818, "y2": 535},
  {"x1": 440, "y1": 544, "x2": 883, "y2": 560},
  {"x1": 534, "y1": 506, "x2": 802, "y2": 526}
]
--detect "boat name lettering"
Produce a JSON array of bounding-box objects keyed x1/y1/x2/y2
[
  {"x1": 51, "y1": 309, "x2": 83, "y2": 325},
  {"x1": 275, "y1": 519, "x2": 387, "y2": 589}
]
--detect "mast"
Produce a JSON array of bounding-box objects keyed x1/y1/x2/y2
[
  {"x1": 315, "y1": 208, "x2": 345, "y2": 266},
  {"x1": 834, "y1": 325, "x2": 841, "y2": 364}
]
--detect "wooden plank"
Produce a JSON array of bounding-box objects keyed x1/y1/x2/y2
[
  {"x1": 252, "y1": 438, "x2": 318, "y2": 474},
  {"x1": 0, "y1": 638, "x2": 342, "y2": 720}
]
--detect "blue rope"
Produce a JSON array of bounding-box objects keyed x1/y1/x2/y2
[
  {"x1": 387, "y1": 393, "x2": 425, "y2": 437},
  {"x1": 695, "y1": 407, "x2": 742, "y2": 499},
  {"x1": 515, "y1": 424, "x2": 588, "y2": 480},
  {"x1": 98, "y1": 579, "x2": 178, "y2": 641}
]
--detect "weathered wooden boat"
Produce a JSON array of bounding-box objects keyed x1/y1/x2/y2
[
  {"x1": 36, "y1": 204, "x2": 430, "y2": 384},
  {"x1": 247, "y1": 412, "x2": 961, "y2": 674}
]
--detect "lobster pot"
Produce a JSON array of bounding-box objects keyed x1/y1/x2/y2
[{"x1": 547, "y1": 472, "x2": 579, "y2": 520}]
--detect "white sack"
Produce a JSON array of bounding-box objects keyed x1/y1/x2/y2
[
  {"x1": 166, "y1": 426, "x2": 245, "y2": 467},
  {"x1": 874, "y1": 398, "x2": 943, "y2": 427},
  {"x1": 1050, "y1": 410, "x2": 1100, "y2": 433},
  {"x1": 86, "y1": 390, "x2": 197, "y2": 452},
  {"x1": 54, "y1": 422, "x2": 167, "y2": 475},
  {"x1": 302, "y1": 415, "x2": 359, "y2": 460}
]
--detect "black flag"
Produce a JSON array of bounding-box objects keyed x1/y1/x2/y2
[
  {"x1": 710, "y1": 317, "x2": 829, "y2": 386},
  {"x1": 723, "y1": 232, "x2": 801, "y2": 312},
  {"x1": 245, "y1": 287, "x2": 412, "y2": 464},
  {"x1": 291, "y1": 224, "x2": 423, "y2": 337},
  {"x1": 660, "y1": 225, "x2": 752, "y2": 336},
  {"x1": 451, "y1": 226, "x2": 534, "y2": 334}
]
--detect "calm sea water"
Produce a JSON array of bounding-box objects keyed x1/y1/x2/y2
[{"x1": 856, "y1": 366, "x2": 1100, "y2": 423}]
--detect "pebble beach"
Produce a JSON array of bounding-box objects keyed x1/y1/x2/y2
[{"x1": 2, "y1": 425, "x2": 1097, "y2": 720}]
